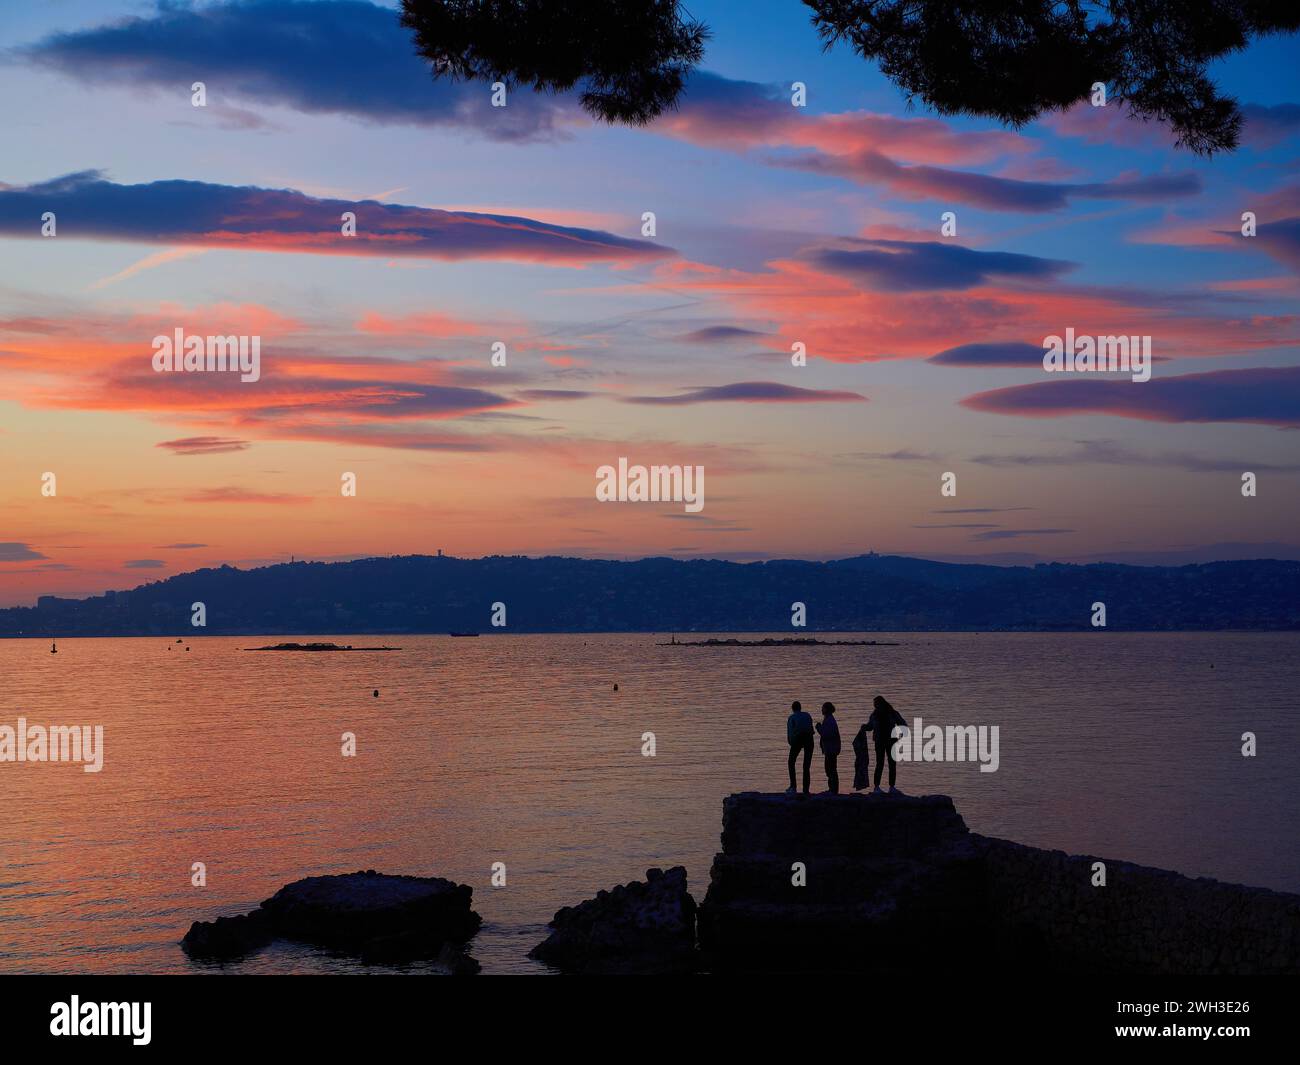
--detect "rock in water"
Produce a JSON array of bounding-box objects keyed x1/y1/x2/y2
[
  {"x1": 529, "y1": 866, "x2": 697, "y2": 973},
  {"x1": 182, "y1": 870, "x2": 482, "y2": 966},
  {"x1": 181, "y1": 910, "x2": 274, "y2": 959},
  {"x1": 262, "y1": 870, "x2": 481, "y2": 951}
]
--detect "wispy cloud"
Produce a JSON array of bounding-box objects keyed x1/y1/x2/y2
[
  {"x1": 158, "y1": 436, "x2": 251, "y2": 455},
  {"x1": 0, "y1": 542, "x2": 47, "y2": 562},
  {"x1": 778, "y1": 150, "x2": 1199, "y2": 212},
  {"x1": 622, "y1": 381, "x2": 866, "y2": 405},
  {"x1": 962, "y1": 366, "x2": 1300, "y2": 428},
  {"x1": 972, "y1": 528, "x2": 1073, "y2": 541},
  {"x1": 0, "y1": 172, "x2": 669, "y2": 266},
  {"x1": 678, "y1": 325, "x2": 772, "y2": 343},
  {"x1": 969, "y1": 441, "x2": 1300, "y2": 472},
  {"x1": 929, "y1": 342, "x2": 1048, "y2": 367},
  {"x1": 183, "y1": 487, "x2": 313, "y2": 505},
  {"x1": 90, "y1": 246, "x2": 207, "y2": 289},
  {"x1": 807, "y1": 239, "x2": 1073, "y2": 292}
]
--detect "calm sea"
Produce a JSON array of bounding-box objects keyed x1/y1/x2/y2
[{"x1": 2, "y1": 632, "x2": 1297, "y2": 974}]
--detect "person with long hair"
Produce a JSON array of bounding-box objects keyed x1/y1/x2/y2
[{"x1": 865, "y1": 695, "x2": 907, "y2": 793}]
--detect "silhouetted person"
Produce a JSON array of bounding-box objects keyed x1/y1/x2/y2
[
  {"x1": 785, "y1": 700, "x2": 814, "y2": 795},
  {"x1": 866, "y1": 695, "x2": 907, "y2": 793},
  {"x1": 815, "y1": 702, "x2": 841, "y2": 793},
  {"x1": 852, "y1": 724, "x2": 871, "y2": 791}
]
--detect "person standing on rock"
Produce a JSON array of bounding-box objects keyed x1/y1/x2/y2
[
  {"x1": 851, "y1": 723, "x2": 872, "y2": 791},
  {"x1": 866, "y1": 695, "x2": 907, "y2": 793},
  {"x1": 815, "y1": 702, "x2": 841, "y2": 793},
  {"x1": 786, "y1": 700, "x2": 814, "y2": 795}
]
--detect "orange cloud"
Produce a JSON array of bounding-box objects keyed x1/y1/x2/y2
[
  {"x1": 356, "y1": 311, "x2": 484, "y2": 337},
  {"x1": 656, "y1": 256, "x2": 1300, "y2": 363}
]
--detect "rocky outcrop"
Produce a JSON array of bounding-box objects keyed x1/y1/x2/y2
[
  {"x1": 979, "y1": 837, "x2": 1300, "y2": 975},
  {"x1": 716, "y1": 790, "x2": 968, "y2": 857},
  {"x1": 697, "y1": 792, "x2": 1300, "y2": 975},
  {"x1": 699, "y1": 792, "x2": 985, "y2": 972},
  {"x1": 182, "y1": 870, "x2": 482, "y2": 970},
  {"x1": 529, "y1": 866, "x2": 697, "y2": 973}
]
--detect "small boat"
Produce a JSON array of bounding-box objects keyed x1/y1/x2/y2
[{"x1": 449, "y1": 631, "x2": 479, "y2": 637}]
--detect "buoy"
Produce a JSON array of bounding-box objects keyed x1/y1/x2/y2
[
  {"x1": 614, "y1": 683, "x2": 619, "y2": 691},
  {"x1": 373, "y1": 689, "x2": 379, "y2": 698},
  {"x1": 51, "y1": 640, "x2": 57, "y2": 654}
]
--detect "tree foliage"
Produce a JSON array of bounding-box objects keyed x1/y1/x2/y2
[
  {"x1": 399, "y1": 0, "x2": 709, "y2": 125},
  {"x1": 805, "y1": 0, "x2": 1300, "y2": 154},
  {"x1": 400, "y1": 0, "x2": 1299, "y2": 153}
]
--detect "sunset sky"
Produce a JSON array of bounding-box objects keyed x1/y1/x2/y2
[{"x1": 2, "y1": 0, "x2": 1298, "y2": 605}]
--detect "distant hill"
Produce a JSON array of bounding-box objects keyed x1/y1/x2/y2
[{"x1": 4, "y1": 553, "x2": 1299, "y2": 635}]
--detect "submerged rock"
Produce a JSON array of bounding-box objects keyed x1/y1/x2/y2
[
  {"x1": 182, "y1": 869, "x2": 482, "y2": 968},
  {"x1": 529, "y1": 866, "x2": 698, "y2": 973}
]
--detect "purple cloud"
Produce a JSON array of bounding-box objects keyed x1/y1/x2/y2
[
  {"x1": 679, "y1": 326, "x2": 772, "y2": 343},
  {"x1": 1253, "y1": 216, "x2": 1300, "y2": 274},
  {"x1": 807, "y1": 240, "x2": 1073, "y2": 292},
  {"x1": 972, "y1": 529, "x2": 1073, "y2": 541},
  {"x1": 20, "y1": 0, "x2": 581, "y2": 143},
  {"x1": 623, "y1": 382, "x2": 867, "y2": 405},
  {"x1": 929, "y1": 342, "x2": 1049, "y2": 366},
  {"x1": 778, "y1": 149, "x2": 1200, "y2": 212},
  {"x1": 0, "y1": 172, "x2": 668, "y2": 265},
  {"x1": 962, "y1": 366, "x2": 1300, "y2": 427},
  {"x1": 1241, "y1": 103, "x2": 1300, "y2": 148},
  {"x1": 516, "y1": 389, "x2": 597, "y2": 401},
  {"x1": 0, "y1": 543, "x2": 47, "y2": 562}
]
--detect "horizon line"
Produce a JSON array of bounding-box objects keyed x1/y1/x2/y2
[{"x1": 9, "y1": 548, "x2": 1300, "y2": 612}]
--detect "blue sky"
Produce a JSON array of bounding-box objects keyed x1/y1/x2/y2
[{"x1": 1, "y1": 0, "x2": 1298, "y2": 602}]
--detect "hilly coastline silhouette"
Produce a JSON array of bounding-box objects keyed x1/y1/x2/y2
[{"x1": 6, "y1": 553, "x2": 1299, "y2": 635}]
